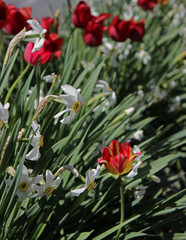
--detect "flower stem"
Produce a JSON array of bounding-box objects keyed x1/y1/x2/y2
[
  {"x1": 115, "y1": 175, "x2": 125, "y2": 240},
  {"x1": 4, "y1": 64, "x2": 30, "y2": 104}
]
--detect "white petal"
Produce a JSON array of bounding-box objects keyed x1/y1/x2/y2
[
  {"x1": 61, "y1": 85, "x2": 77, "y2": 96},
  {"x1": 60, "y1": 94, "x2": 76, "y2": 108},
  {"x1": 4, "y1": 103, "x2": 10, "y2": 109},
  {"x1": 60, "y1": 111, "x2": 75, "y2": 124},
  {"x1": 54, "y1": 109, "x2": 69, "y2": 119},
  {"x1": 53, "y1": 176, "x2": 61, "y2": 186},
  {"x1": 26, "y1": 147, "x2": 41, "y2": 161},
  {"x1": 46, "y1": 170, "x2": 54, "y2": 185},
  {"x1": 70, "y1": 186, "x2": 86, "y2": 197},
  {"x1": 31, "y1": 121, "x2": 40, "y2": 135},
  {"x1": 32, "y1": 38, "x2": 45, "y2": 53},
  {"x1": 86, "y1": 165, "x2": 100, "y2": 186},
  {"x1": 31, "y1": 174, "x2": 43, "y2": 184},
  {"x1": 27, "y1": 19, "x2": 43, "y2": 33}
]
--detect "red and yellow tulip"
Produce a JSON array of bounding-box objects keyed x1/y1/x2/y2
[{"x1": 98, "y1": 140, "x2": 141, "y2": 175}]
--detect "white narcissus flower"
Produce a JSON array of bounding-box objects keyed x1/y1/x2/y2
[
  {"x1": 127, "y1": 145, "x2": 143, "y2": 178},
  {"x1": 94, "y1": 80, "x2": 116, "y2": 111},
  {"x1": 54, "y1": 85, "x2": 84, "y2": 124},
  {"x1": 24, "y1": 19, "x2": 47, "y2": 52},
  {"x1": 0, "y1": 102, "x2": 9, "y2": 131},
  {"x1": 71, "y1": 165, "x2": 100, "y2": 197},
  {"x1": 5, "y1": 165, "x2": 43, "y2": 202},
  {"x1": 43, "y1": 73, "x2": 57, "y2": 83},
  {"x1": 34, "y1": 170, "x2": 61, "y2": 197},
  {"x1": 134, "y1": 185, "x2": 148, "y2": 200},
  {"x1": 26, "y1": 121, "x2": 44, "y2": 161},
  {"x1": 124, "y1": 107, "x2": 135, "y2": 116},
  {"x1": 133, "y1": 130, "x2": 144, "y2": 141}
]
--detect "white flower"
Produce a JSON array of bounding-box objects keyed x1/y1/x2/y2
[
  {"x1": 135, "y1": 49, "x2": 151, "y2": 65},
  {"x1": 43, "y1": 73, "x2": 57, "y2": 83},
  {"x1": 71, "y1": 165, "x2": 100, "y2": 197},
  {"x1": 0, "y1": 102, "x2": 9, "y2": 130},
  {"x1": 133, "y1": 130, "x2": 144, "y2": 141},
  {"x1": 25, "y1": 19, "x2": 47, "y2": 52},
  {"x1": 127, "y1": 145, "x2": 143, "y2": 178},
  {"x1": 134, "y1": 185, "x2": 148, "y2": 200},
  {"x1": 5, "y1": 165, "x2": 43, "y2": 202},
  {"x1": 26, "y1": 121, "x2": 43, "y2": 161},
  {"x1": 34, "y1": 170, "x2": 61, "y2": 197},
  {"x1": 54, "y1": 85, "x2": 84, "y2": 124},
  {"x1": 94, "y1": 80, "x2": 116, "y2": 111},
  {"x1": 124, "y1": 107, "x2": 135, "y2": 115},
  {"x1": 81, "y1": 61, "x2": 95, "y2": 71}
]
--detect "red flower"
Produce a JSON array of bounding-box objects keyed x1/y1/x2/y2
[
  {"x1": 5, "y1": 5, "x2": 32, "y2": 34},
  {"x1": 108, "y1": 15, "x2": 131, "y2": 42},
  {"x1": 0, "y1": 0, "x2": 7, "y2": 29},
  {"x1": 24, "y1": 42, "x2": 42, "y2": 66},
  {"x1": 72, "y1": 1, "x2": 92, "y2": 28},
  {"x1": 138, "y1": 0, "x2": 158, "y2": 11},
  {"x1": 24, "y1": 33, "x2": 63, "y2": 66},
  {"x1": 129, "y1": 18, "x2": 145, "y2": 42},
  {"x1": 41, "y1": 17, "x2": 59, "y2": 34},
  {"x1": 83, "y1": 13, "x2": 110, "y2": 47},
  {"x1": 97, "y1": 140, "x2": 141, "y2": 175},
  {"x1": 43, "y1": 33, "x2": 63, "y2": 59}
]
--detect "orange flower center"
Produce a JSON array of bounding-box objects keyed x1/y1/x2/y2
[
  {"x1": 39, "y1": 136, "x2": 44, "y2": 147},
  {"x1": 72, "y1": 101, "x2": 82, "y2": 113},
  {"x1": 19, "y1": 181, "x2": 30, "y2": 192},
  {"x1": 0, "y1": 119, "x2": 4, "y2": 130},
  {"x1": 45, "y1": 186, "x2": 54, "y2": 196},
  {"x1": 87, "y1": 182, "x2": 96, "y2": 191}
]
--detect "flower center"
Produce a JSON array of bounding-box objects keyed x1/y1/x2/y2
[
  {"x1": 19, "y1": 181, "x2": 30, "y2": 192},
  {"x1": 0, "y1": 119, "x2": 4, "y2": 130},
  {"x1": 108, "y1": 86, "x2": 112, "y2": 92},
  {"x1": 72, "y1": 101, "x2": 82, "y2": 113},
  {"x1": 87, "y1": 182, "x2": 96, "y2": 191},
  {"x1": 45, "y1": 186, "x2": 54, "y2": 196},
  {"x1": 39, "y1": 136, "x2": 44, "y2": 147}
]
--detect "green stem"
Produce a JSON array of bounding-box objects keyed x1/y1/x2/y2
[
  {"x1": 4, "y1": 64, "x2": 30, "y2": 104},
  {"x1": 115, "y1": 175, "x2": 125, "y2": 240}
]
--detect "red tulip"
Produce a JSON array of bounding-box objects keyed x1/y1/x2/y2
[
  {"x1": 108, "y1": 15, "x2": 131, "y2": 42},
  {"x1": 5, "y1": 5, "x2": 32, "y2": 34},
  {"x1": 83, "y1": 13, "x2": 110, "y2": 47},
  {"x1": 24, "y1": 42, "x2": 42, "y2": 66},
  {"x1": 0, "y1": 0, "x2": 7, "y2": 29},
  {"x1": 138, "y1": 0, "x2": 158, "y2": 11},
  {"x1": 129, "y1": 18, "x2": 145, "y2": 42},
  {"x1": 24, "y1": 33, "x2": 63, "y2": 66},
  {"x1": 41, "y1": 17, "x2": 59, "y2": 34},
  {"x1": 83, "y1": 19, "x2": 104, "y2": 47},
  {"x1": 72, "y1": 1, "x2": 92, "y2": 28},
  {"x1": 98, "y1": 140, "x2": 141, "y2": 175}
]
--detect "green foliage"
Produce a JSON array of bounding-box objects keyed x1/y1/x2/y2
[{"x1": 0, "y1": 0, "x2": 185, "y2": 239}]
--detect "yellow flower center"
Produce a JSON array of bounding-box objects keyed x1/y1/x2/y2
[
  {"x1": 0, "y1": 119, "x2": 4, "y2": 130},
  {"x1": 19, "y1": 181, "x2": 30, "y2": 192},
  {"x1": 72, "y1": 101, "x2": 82, "y2": 113},
  {"x1": 108, "y1": 86, "x2": 112, "y2": 91},
  {"x1": 87, "y1": 182, "x2": 96, "y2": 191},
  {"x1": 39, "y1": 136, "x2": 44, "y2": 147},
  {"x1": 45, "y1": 186, "x2": 54, "y2": 196}
]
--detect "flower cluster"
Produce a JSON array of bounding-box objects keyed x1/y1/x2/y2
[
  {"x1": 72, "y1": 1, "x2": 145, "y2": 46},
  {"x1": 24, "y1": 17, "x2": 63, "y2": 66},
  {"x1": 138, "y1": 0, "x2": 168, "y2": 11},
  {"x1": 0, "y1": 1, "x2": 31, "y2": 34},
  {"x1": 5, "y1": 165, "x2": 61, "y2": 201}
]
